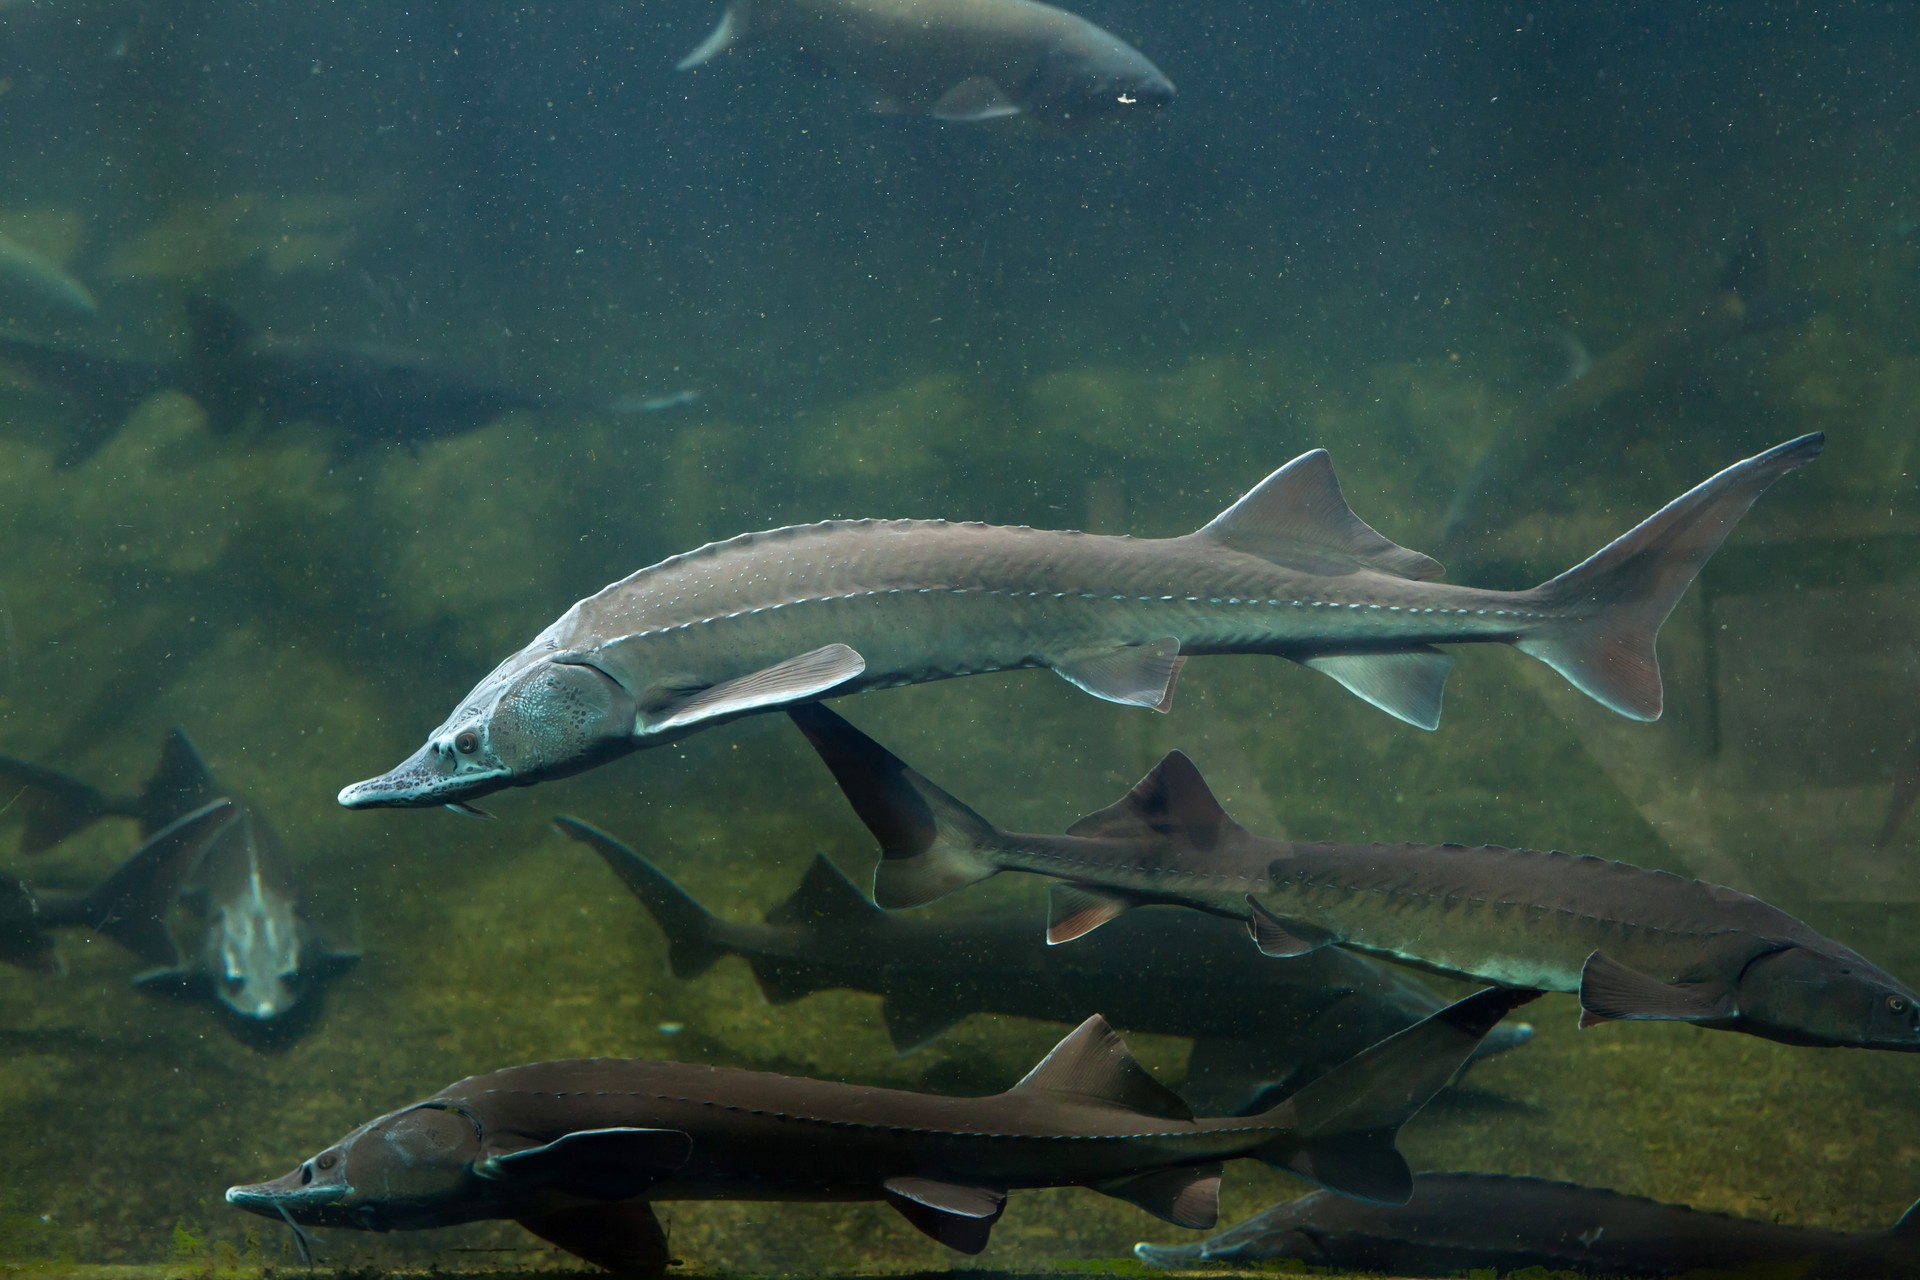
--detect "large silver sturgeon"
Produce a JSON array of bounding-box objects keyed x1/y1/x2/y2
[{"x1": 340, "y1": 434, "x2": 1821, "y2": 811}]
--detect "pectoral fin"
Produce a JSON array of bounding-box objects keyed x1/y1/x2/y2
[
  {"x1": 930, "y1": 77, "x2": 1024, "y2": 123},
  {"x1": 518, "y1": 1200, "x2": 673, "y2": 1278},
  {"x1": 1053, "y1": 638, "x2": 1185, "y2": 711},
  {"x1": 132, "y1": 966, "x2": 213, "y2": 1001},
  {"x1": 484, "y1": 1127, "x2": 692, "y2": 1199},
  {"x1": 882, "y1": 1177, "x2": 1006, "y2": 1253},
  {"x1": 1578, "y1": 950, "x2": 1736, "y2": 1025},
  {"x1": 649, "y1": 644, "x2": 866, "y2": 732},
  {"x1": 1244, "y1": 896, "x2": 1336, "y2": 958},
  {"x1": 747, "y1": 957, "x2": 829, "y2": 1005}
]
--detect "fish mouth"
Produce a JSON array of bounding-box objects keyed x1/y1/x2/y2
[{"x1": 337, "y1": 743, "x2": 508, "y2": 811}]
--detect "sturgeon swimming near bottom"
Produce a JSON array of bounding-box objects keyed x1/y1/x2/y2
[
  {"x1": 226, "y1": 986, "x2": 1535, "y2": 1276},
  {"x1": 1135, "y1": 1172, "x2": 1920, "y2": 1278},
  {"x1": 338, "y1": 434, "x2": 1821, "y2": 813},
  {"x1": 787, "y1": 702, "x2": 1920, "y2": 1053}
]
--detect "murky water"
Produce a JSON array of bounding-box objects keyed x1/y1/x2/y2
[{"x1": 0, "y1": 1, "x2": 1916, "y2": 1274}]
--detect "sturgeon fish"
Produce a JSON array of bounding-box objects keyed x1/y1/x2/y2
[
  {"x1": 787, "y1": 701, "x2": 1920, "y2": 1052},
  {"x1": 226, "y1": 986, "x2": 1534, "y2": 1276},
  {"x1": 555, "y1": 816, "x2": 1533, "y2": 1111},
  {"x1": 0, "y1": 729, "x2": 358, "y2": 1040},
  {"x1": 1442, "y1": 235, "x2": 1812, "y2": 559},
  {"x1": 339, "y1": 434, "x2": 1821, "y2": 813},
  {"x1": 1135, "y1": 1172, "x2": 1920, "y2": 1278},
  {"x1": 0, "y1": 297, "x2": 540, "y2": 468},
  {"x1": 677, "y1": 0, "x2": 1174, "y2": 126},
  {"x1": 0, "y1": 800, "x2": 235, "y2": 975}
]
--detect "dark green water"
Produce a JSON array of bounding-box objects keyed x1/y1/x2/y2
[{"x1": 0, "y1": 0, "x2": 1917, "y2": 1274}]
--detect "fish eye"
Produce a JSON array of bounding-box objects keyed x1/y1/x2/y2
[
  {"x1": 315, "y1": 1152, "x2": 337, "y2": 1171},
  {"x1": 453, "y1": 730, "x2": 480, "y2": 755},
  {"x1": 1889, "y1": 996, "x2": 1908, "y2": 1014}
]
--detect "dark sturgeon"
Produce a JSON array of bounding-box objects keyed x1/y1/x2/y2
[
  {"x1": 0, "y1": 801, "x2": 235, "y2": 974},
  {"x1": 0, "y1": 728, "x2": 357, "y2": 1041},
  {"x1": 789, "y1": 702, "x2": 1920, "y2": 1052},
  {"x1": 0, "y1": 297, "x2": 538, "y2": 468},
  {"x1": 1135, "y1": 1172, "x2": 1920, "y2": 1278},
  {"x1": 340, "y1": 434, "x2": 1821, "y2": 812},
  {"x1": 1442, "y1": 235, "x2": 1813, "y2": 558},
  {"x1": 555, "y1": 816, "x2": 1533, "y2": 1111},
  {"x1": 226, "y1": 986, "x2": 1533, "y2": 1276}
]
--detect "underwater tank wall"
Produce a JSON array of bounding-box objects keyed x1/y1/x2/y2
[{"x1": 0, "y1": 0, "x2": 1916, "y2": 1274}]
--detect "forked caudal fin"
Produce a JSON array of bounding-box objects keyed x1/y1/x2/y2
[
  {"x1": 1517, "y1": 433, "x2": 1822, "y2": 721},
  {"x1": 1253, "y1": 987, "x2": 1541, "y2": 1204},
  {"x1": 552, "y1": 817, "x2": 729, "y2": 980},
  {"x1": 786, "y1": 703, "x2": 1002, "y2": 910}
]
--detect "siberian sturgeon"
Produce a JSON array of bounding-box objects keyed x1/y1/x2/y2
[
  {"x1": 339, "y1": 434, "x2": 1820, "y2": 812},
  {"x1": 788, "y1": 701, "x2": 1920, "y2": 1052},
  {"x1": 227, "y1": 987, "x2": 1534, "y2": 1276}
]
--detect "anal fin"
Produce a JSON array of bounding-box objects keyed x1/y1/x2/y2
[
  {"x1": 1244, "y1": 895, "x2": 1336, "y2": 958},
  {"x1": 883, "y1": 1177, "x2": 1006, "y2": 1254},
  {"x1": 1090, "y1": 1164, "x2": 1221, "y2": 1228},
  {"x1": 882, "y1": 996, "x2": 968, "y2": 1053},
  {"x1": 1300, "y1": 648, "x2": 1453, "y2": 730},
  {"x1": 649, "y1": 644, "x2": 865, "y2": 732},
  {"x1": 1047, "y1": 883, "x2": 1135, "y2": 944},
  {"x1": 1053, "y1": 638, "x2": 1185, "y2": 711},
  {"x1": 747, "y1": 957, "x2": 830, "y2": 1006},
  {"x1": 1579, "y1": 950, "x2": 1736, "y2": 1024}
]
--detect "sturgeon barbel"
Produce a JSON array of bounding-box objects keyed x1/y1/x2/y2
[
  {"x1": 339, "y1": 434, "x2": 1821, "y2": 811},
  {"x1": 787, "y1": 701, "x2": 1920, "y2": 1053}
]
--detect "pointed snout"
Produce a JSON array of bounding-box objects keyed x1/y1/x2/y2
[
  {"x1": 225, "y1": 1175, "x2": 347, "y2": 1219},
  {"x1": 337, "y1": 741, "x2": 505, "y2": 810},
  {"x1": 1134, "y1": 1241, "x2": 1204, "y2": 1268}
]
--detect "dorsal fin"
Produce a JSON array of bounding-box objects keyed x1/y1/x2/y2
[
  {"x1": 1009, "y1": 1014, "x2": 1193, "y2": 1120},
  {"x1": 1065, "y1": 753, "x2": 1244, "y2": 852},
  {"x1": 1196, "y1": 451, "x2": 1444, "y2": 581},
  {"x1": 764, "y1": 855, "x2": 880, "y2": 928}
]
